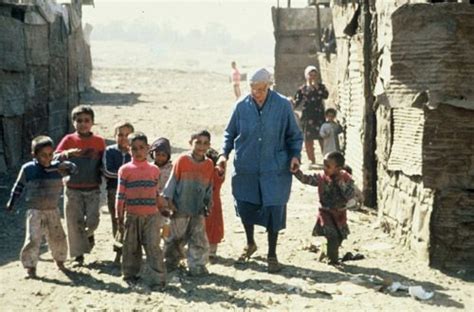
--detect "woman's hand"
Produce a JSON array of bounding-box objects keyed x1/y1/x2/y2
[{"x1": 289, "y1": 157, "x2": 300, "y2": 173}]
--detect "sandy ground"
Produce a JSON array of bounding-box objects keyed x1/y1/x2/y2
[{"x1": 0, "y1": 41, "x2": 473, "y2": 311}]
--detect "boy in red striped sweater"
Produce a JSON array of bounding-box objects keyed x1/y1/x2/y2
[{"x1": 116, "y1": 132, "x2": 165, "y2": 288}]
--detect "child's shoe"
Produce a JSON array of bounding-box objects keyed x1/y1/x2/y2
[
  {"x1": 26, "y1": 267, "x2": 37, "y2": 279},
  {"x1": 188, "y1": 265, "x2": 209, "y2": 277},
  {"x1": 55, "y1": 260, "x2": 67, "y2": 272},
  {"x1": 74, "y1": 255, "x2": 84, "y2": 266},
  {"x1": 123, "y1": 275, "x2": 139, "y2": 285}
]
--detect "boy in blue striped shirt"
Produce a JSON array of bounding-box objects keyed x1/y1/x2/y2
[{"x1": 6, "y1": 136, "x2": 77, "y2": 278}]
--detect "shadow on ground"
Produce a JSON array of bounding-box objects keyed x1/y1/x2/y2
[{"x1": 81, "y1": 89, "x2": 143, "y2": 107}]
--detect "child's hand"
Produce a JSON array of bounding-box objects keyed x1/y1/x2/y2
[
  {"x1": 117, "y1": 219, "x2": 124, "y2": 234},
  {"x1": 160, "y1": 208, "x2": 172, "y2": 218},
  {"x1": 65, "y1": 148, "x2": 82, "y2": 159},
  {"x1": 289, "y1": 157, "x2": 300, "y2": 173},
  {"x1": 5, "y1": 203, "x2": 13, "y2": 212}
]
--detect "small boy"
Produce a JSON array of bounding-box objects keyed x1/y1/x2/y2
[
  {"x1": 150, "y1": 137, "x2": 174, "y2": 239},
  {"x1": 319, "y1": 108, "x2": 343, "y2": 156},
  {"x1": 162, "y1": 130, "x2": 214, "y2": 276},
  {"x1": 6, "y1": 136, "x2": 77, "y2": 278},
  {"x1": 149, "y1": 137, "x2": 173, "y2": 200},
  {"x1": 55, "y1": 105, "x2": 106, "y2": 265},
  {"x1": 116, "y1": 132, "x2": 165, "y2": 287},
  {"x1": 294, "y1": 151, "x2": 355, "y2": 265},
  {"x1": 102, "y1": 122, "x2": 134, "y2": 263}
]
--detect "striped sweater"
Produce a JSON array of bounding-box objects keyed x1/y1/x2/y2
[
  {"x1": 162, "y1": 153, "x2": 214, "y2": 216},
  {"x1": 116, "y1": 159, "x2": 160, "y2": 218}
]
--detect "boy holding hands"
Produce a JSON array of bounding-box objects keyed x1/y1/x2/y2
[{"x1": 294, "y1": 151, "x2": 355, "y2": 264}]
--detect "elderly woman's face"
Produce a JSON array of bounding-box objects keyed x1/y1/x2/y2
[{"x1": 250, "y1": 82, "x2": 269, "y2": 105}]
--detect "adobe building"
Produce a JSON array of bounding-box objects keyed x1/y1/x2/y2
[
  {"x1": 274, "y1": 0, "x2": 474, "y2": 270},
  {"x1": 0, "y1": 0, "x2": 92, "y2": 173}
]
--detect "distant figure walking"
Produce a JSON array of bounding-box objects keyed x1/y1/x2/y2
[
  {"x1": 231, "y1": 61, "x2": 241, "y2": 99},
  {"x1": 293, "y1": 65, "x2": 329, "y2": 167}
]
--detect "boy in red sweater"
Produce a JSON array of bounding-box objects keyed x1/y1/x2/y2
[
  {"x1": 55, "y1": 105, "x2": 106, "y2": 265},
  {"x1": 116, "y1": 132, "x2": 165, "y2": 288}
]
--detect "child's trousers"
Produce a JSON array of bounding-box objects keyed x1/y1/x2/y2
[
  {"x1": 122, "y1": 213, "x2": 165, "y2": 282},
  {"x1": 21, "y1": 209, "x2": 67, "y2": 268},
  {"x1": 64, "y1": 188, "x2": 100, "y2": 258},
  {"x1": 164, "y1": 214, "x2": 209, "y2": 270}
]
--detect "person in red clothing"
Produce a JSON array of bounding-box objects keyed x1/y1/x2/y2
[
  {"x1": 204, "y1": 148, "x2": 225, "y2": 264},
  {"x1": 55, "y1": 105, "x2": 106, "y2": 265},
  {"x1": 116, "y1": 132, "x2": 166, "y2": 288}
]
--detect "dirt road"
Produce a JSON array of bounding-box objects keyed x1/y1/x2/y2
[{"x1": 0, "y1": 42, "x2": 472, "y2": 311}]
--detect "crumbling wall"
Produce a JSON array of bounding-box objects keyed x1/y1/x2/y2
[
  {"x1": 331, "y1": 2, "x2": 376, "y2": 204},
  {"x1": 272, "y1": 6, "x2": 332, "y2": 97},
  {"x1": 375, "y1": 2, "x2": 474, "y2": 268},
  {"x1": 0, "y1": 2, "x2": 91, "y2": 173}
]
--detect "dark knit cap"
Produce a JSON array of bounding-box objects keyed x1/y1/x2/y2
[{"x1": 149, "y1": 137, "x2": 171, "y2": 160}]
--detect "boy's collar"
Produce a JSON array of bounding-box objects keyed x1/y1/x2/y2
[{"x1": 76, "y1": 131, "x2": 93, "y2": 138}]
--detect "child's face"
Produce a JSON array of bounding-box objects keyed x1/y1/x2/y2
[
  {"x1": 190, "y1": 135, "x2": 210, "y2": 159},
  {"x1": 323, "y1": 158, "x2": 341, "y2": 177},
  {"x1": 35, "y1": 146, "x2": 54, "y2": 167},
  {"x1": 116, "y1": 126, "x2": 133, "y2": 151},
  {"x1": 326, "y1": 112, "x2": 336, "y2": 122},
  {"x1": 154, "y1": 151, "x2": 169, "y2": 167},
  {"x1": 307, "y1": 70, "x2": 319, "y2": 85},
  {"x1": 73, "y1": 113, "x2": 93, "y2": 136},
  {"x1": 130, "y1": 139, "x2": 149, "y2": 161}
]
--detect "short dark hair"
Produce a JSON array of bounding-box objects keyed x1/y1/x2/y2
[
  {"x1": 190, "y1": 130, "x2": 211, "y2": 143},
  {"x1": 114, "y1": 121, "x2": 134, "y2": 135},
  {"x1": 31, "y1": 135, "x2": 54, "y2": 155},
  {"x1": 71, "y1": 105, "x2": 95, "y2": 122},
  {"x1": 343, "y1": 164, "x2": 353, "y2": 175},
  {"x1": 325, "y1": 151, "x2": 345, "y2": 168},
  {"x1": 325, "y1": 108, "x2": 337, "y2": 116},
  {"x1": 128, "y1": 132, "x2": 148, "y2": 145}
]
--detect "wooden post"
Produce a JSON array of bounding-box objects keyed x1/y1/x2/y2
[{"x1": 287, "y1": 0, "x2": 291, "y2": 8}]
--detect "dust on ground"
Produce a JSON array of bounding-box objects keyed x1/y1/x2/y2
[{"x1": 0, "y1": 42, "x2": 472, "y2": 311}]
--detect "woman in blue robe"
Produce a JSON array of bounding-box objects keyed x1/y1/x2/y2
[{"x1": 217, "y1": 68, "x2": 303, "y2": 273}]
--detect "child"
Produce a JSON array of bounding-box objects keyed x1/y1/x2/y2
[
  {"x1": 102, "y1": 122, "x2": 134, "y2": 263},
  {"x1": 6, "y1": 136, "x2": 77, "y2": 278},
  {"x1": 55, "y1": 105, "x2": 106, "y2": 265},
  {"x1": 319, "y1": 108, "x2": 343, "y2": 156},
  {"x1": 204, "y1": 147, "x2": 225, "y2": 263},
  {"x1": 116, "y1": 132, "x2": 165, "y2": 287},
  {"x1": 294, "y1": 151, "x2": 355, "y2": 265},
  {"x1": 162, "y1": 130, "x2": 214, "y2": 276},
  {"x1": 149, "y1": 137, "x2": 173, "y2": 201},
  {"x1": 149, "y1": 137, "x2": 173, "y2": 239}
]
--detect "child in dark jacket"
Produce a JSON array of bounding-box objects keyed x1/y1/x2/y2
[{"x1": 294, "y1": 151, "x2": 355, "y2": 264}]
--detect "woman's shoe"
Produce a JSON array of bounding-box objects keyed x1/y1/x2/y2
[
  {"x1": 236, "y1": 243, "x2": 257, "y2": 263},
  {"x1": 267, "y1": 257, "x2": 283, "y2": 273}
]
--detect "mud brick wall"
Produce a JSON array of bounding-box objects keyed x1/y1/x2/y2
[
  {"x1": 272, "y1": 6, "x2": 332, "y2": 97},
  {"x1": 374, "y1": 3, "x2": 474, "y2": 269},
  {"x1": 424, "y1": 105, "x2": 474, "y2": 270},
  {"x1": 331, "y1": 2, "x2": 375, "y2": 203},
  {"x1": 0, "y1": 3, "x2": 91, "y2": 173}
]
